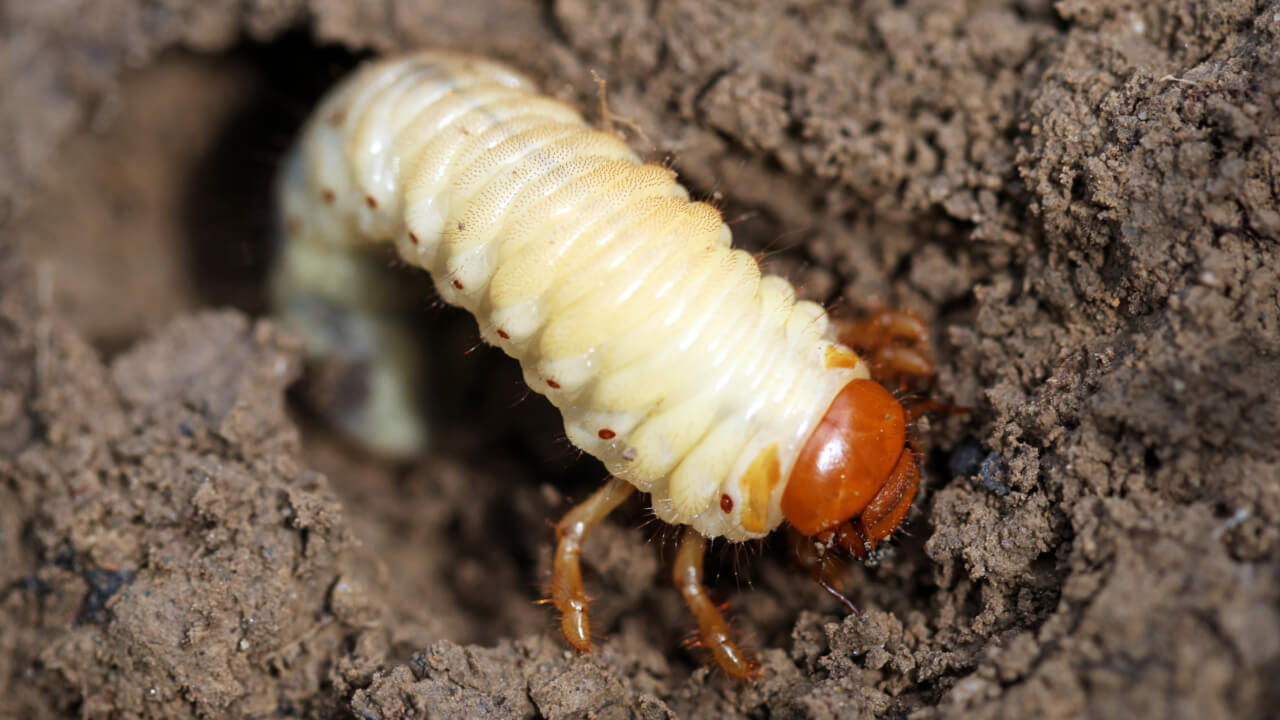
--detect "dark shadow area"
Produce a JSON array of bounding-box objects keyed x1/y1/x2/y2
[{"x1": 182, "y1": 31, "x2": 366, "y2": 314}]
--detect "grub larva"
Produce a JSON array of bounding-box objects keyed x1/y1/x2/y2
[{"x1": 273, "y1": 51, "x2": 931, "y2": 679}]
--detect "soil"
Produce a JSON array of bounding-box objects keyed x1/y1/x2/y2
[{"x1": 1, "y1": 1, "x2": 1277, "y2": 718}]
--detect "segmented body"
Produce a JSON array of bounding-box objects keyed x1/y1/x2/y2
[{"x1": 274, "y1": 51, "x2": 873, "y2": 542}]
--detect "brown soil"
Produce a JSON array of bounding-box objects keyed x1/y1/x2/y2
[{"x1": 2, "y1": 1, "x2": 1277, "y2": 718}]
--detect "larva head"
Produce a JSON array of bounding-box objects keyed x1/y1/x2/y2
[{"x1": 782, "y1": 379, "x2": 916, "y2": 551}]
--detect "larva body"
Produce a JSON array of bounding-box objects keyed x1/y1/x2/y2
[{"x1": 275, "y1": 51, "x2": 925, "y2": 677}]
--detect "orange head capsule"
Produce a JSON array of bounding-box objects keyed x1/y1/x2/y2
[{"x1": 782, "y1": 379, "x2": 919, "y2": 557}]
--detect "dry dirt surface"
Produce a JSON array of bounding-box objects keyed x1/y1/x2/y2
[{"x1": 2, "y1": 1, "x2": 1278, "y2": 718}]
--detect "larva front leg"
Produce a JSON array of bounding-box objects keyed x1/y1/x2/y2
[
  {"x1": 673, "y1": 528, "x2": 755, "y2": 679},
  {"x1": 836, "y1": 308, "x2": 935, "y2": 386},
  {"x1": 551, "y1": 477, "x2": 635, "y2": 651}
]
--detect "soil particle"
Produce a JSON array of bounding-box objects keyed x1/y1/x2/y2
[{"x1": 1, "y1": 0, "x2": 1277, "y2": 718}]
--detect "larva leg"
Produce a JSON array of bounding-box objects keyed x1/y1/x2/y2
[
  {"x1": 673, "y1": 528, "x2": 755, "y2": 679},
  {"x1": 552, "y1": 477, "x2": 635, "y2": 652},
  {"x1": 838, "y1": 309, "x2": 968, "y2": 423},
  {"x1": 839, "y1": 308, "x2": 929, "y2": 347},
  {"x1": 836, "y1": 309, "x2": 935, "y2": 384}
]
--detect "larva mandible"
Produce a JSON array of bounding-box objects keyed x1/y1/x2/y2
[{"x1": 273, "y1": 51, "x2": 932, "y2": 679}]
